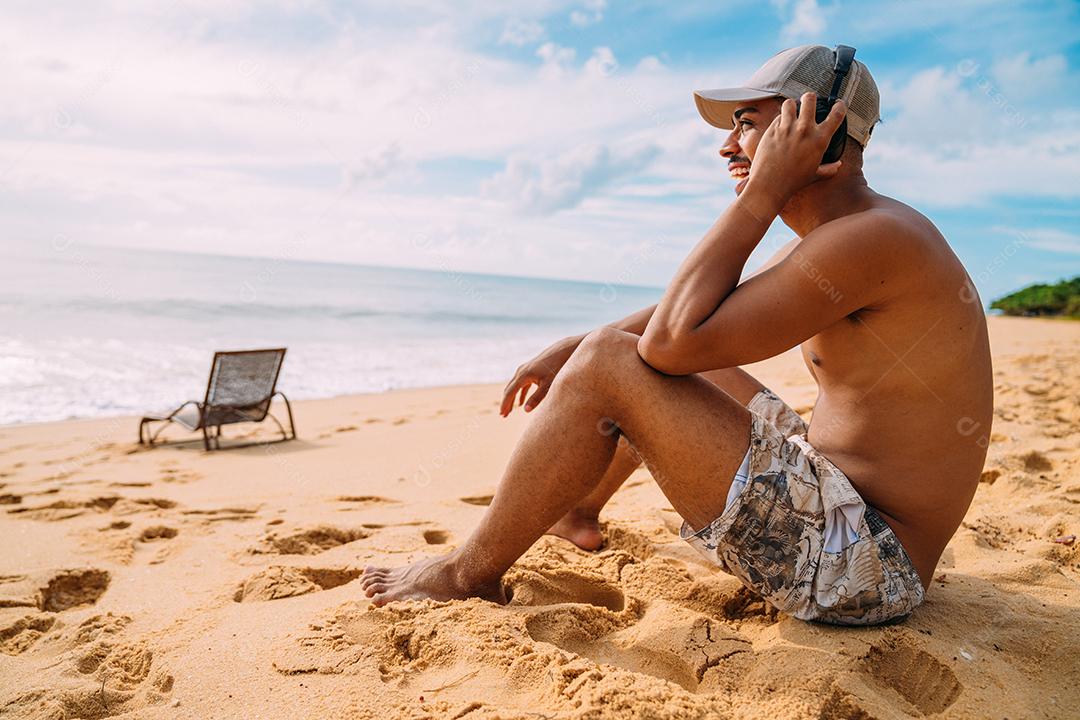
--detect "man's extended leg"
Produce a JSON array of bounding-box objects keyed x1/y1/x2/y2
[
  {"x1": 361, "y1": 328, "x2": 754, "y2": 606},
  {"x1": 546, "y1": 367, "x2": 767, "y2": 550}
]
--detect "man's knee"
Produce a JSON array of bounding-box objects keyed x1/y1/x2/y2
[
  {"x1": 579, "y1": 326, "x2": 639, "y2": 359},
  {"x1": 563, "y1": 327, "x2": 640, "y2": 385},
  {"x1": 545, "y1": 328, "x2": 640, "y2": 407}
]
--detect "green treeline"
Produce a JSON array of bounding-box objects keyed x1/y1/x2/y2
[{"x1": 990, "y1": 276, "x2": 1080, "y2": 318}]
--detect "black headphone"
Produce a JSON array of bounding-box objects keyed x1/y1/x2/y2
[{"x1": 795, "y1": 45, "x2": 855, "y2": 164}]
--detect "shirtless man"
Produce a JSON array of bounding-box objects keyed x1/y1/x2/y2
[{"x1": 362, "y1": 45, "x2": 993, "y2": 625}]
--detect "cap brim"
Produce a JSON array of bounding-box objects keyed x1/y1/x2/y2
[{"x1": 693, "y1": 87, "x2": 779, "y2": 130}]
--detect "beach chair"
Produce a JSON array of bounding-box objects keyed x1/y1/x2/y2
[{"x1": 138, "y1": 348, "x2": 296, "y2": 451}]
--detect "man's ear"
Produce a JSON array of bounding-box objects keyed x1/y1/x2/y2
[{"x1": 815, "y1": 160, "x2": 842, "y2": 179}]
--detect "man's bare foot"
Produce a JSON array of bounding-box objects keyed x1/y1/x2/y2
[
  {"x1": 546, "y1": 508, "x2": 605, "y2": 551},
  {"x1": 361, "y1": 554, "x2": 507, "y2": 607}
]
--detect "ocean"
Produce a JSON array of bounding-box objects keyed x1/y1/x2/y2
[{"x1": 0, "y1": 243, "x2": 664, "y2": 425}]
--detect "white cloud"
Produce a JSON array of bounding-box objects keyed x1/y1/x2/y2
[
  {"x1": 498, "y1": 18, "x2": 545, "y2": 46},
  {"x1": 772, "y1": 0, "x2": 826, "y2": 41},
  {"x1": 996, "y1": 228, "x2": 1080, "y2": 256},
  {"x1": 343, "y1": 143, "x2": 408, "y2": 187},
  {"x1": 536, "y1": 41, "x2": 577, "y2": 77},
  {"x1": 866, "y1": 63, "x2": 1080, "y2": 206},
  {"x1": 481, "y1": 142, "x2": 661, "y2": 214},
  {"x1": 865, "y1": 134, "x2": 1080, "y2": 207},
  {"x1": 636, "y1": 55, "x2": 666, "y2": 72},
  {"x1": 570, "y1": 0, "x2": 606, "y2": 28},
  {"x1": 584, "y1": 47, "x2": 618, "y2": 78},
  {"x1": 0, "y1": 2, "x2": 1075, "y2": 293},
  {"x1": 989, "y1": 52, "x2": 1069, "y2": 102},
  {"x1": 0, "y1": 5, "x2": 712, "y2": 285}
]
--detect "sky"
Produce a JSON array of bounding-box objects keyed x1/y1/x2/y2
[{"x1": 1, "y1": 0, "x2": 1078, "y2": 304}]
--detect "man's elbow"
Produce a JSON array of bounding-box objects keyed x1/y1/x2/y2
[{"x1": 637, "y1": 334, "x2": 697, "y2": 375}]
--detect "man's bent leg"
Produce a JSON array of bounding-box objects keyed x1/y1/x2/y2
[
  {"x1": 362, "y1": 328, "x2": 754, "y2": 606},
  {"x1": 547, "y1": 366, "x2": 766, "y2": 550},
  {"x1": 546, "y1": 435, "x2": 642, "y2": 550}
]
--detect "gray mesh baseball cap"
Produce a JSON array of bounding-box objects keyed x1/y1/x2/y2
[{"x1": 694, "y1": 45, "x2": 880, "y2": 147}]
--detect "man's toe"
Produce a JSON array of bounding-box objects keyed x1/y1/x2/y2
[
  {"x1": 370, "y1": 591, "x2": 393, "y2": 607},
  {"x1": 364, "y1": 582, "x2": 388, "y2": 597}
]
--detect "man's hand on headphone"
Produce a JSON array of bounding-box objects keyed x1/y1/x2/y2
[{"x1": 745, "y1": 92, "x2": 847, "y2": 204}]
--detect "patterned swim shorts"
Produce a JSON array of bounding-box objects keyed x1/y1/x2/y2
[{"x1": 680, "y1": 389, "x2": 926, "y2": 626}]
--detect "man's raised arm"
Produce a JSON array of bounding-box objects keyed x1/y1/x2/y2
[{"x1": 639, "y1": 95, "x2": 850, "y2": 374}]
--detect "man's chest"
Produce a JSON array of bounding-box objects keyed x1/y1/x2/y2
[{"x1": 799, "y1": 315, "x2": 901, "y2": 386}]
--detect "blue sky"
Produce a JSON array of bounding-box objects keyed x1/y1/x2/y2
[{"x1": 1, "y1": 0, "x2": 1077, "y2": 304}]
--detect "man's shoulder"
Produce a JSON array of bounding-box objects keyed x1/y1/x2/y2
[
  {"x1": 822, "y1": 197, "x2": 935, "y2": 237},
  {"x1": 807, "y1": 200, "x2": 944, "y2": 266},
  {"x1": 785, "y1": 199, "x2": 954, "y2": 312}
]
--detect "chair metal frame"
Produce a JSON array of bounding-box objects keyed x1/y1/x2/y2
[{"x1": 138, "y1": 348, "x2": 296, "y2": 451}]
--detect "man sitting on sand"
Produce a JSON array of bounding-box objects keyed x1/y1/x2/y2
[{"x1": 362, "y1": 45, "x2": 993, "y2": 625}]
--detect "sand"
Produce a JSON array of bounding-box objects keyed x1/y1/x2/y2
[{"x1": 0, "y1": 315, "x2": 1077, "y2": 719}]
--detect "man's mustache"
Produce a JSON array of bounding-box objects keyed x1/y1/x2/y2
[{"x1": 727, "y1": 155, "x2": 750, "y2": 166}]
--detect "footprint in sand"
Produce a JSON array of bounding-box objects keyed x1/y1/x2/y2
[
  {"x1": 181, "y1": 506, "x2": 258, "y2": 522},
  {"x1": 422, "y1": 529, "x2": 450, "y2": 545},
  {"x1": 459, "y1": 494, "x2": 493, "y2": 506},
  {"x1": 0, "y1": 613, "x2": 56, "y2": 655},
  {"x1": 336, "y1": 495, "x2": 397, "y2": 508},
  {"x1": 16, "y1": 612, "x2": 131, "y2": 655},
  {"x1": 138, "y1": 525, "x2": 178, "y2": 542},
  {"x1": 337, "y1": 495, "x2": 393, "y2": 503},
  {"x1": 101, "y1": 520, "x2": 131, "y2": 531},
  {"x1": 2, "y1": 612, "x2": 173, "y2": 718},
  {"x1": 0, "y1": 568, "x2": 111, "y2": 612},
  {"x1": 509, "y1": 567, "x2": 627, "y2": 612},
  {"x1": 961, "y1": 517, "x2": 1016, "y2": 550},
  {"x1": 87, "y1": 521, "x2": 177, "y2": 565},
  {"x1": 1019, "y1": 450, "x2": 1053, "y2": 473},
  {"x1": 358, "y1": 521, "x2": 426, "y2": 530},
  {"x1": 40, "y1": 453, "x2": 83, "y2": 467},
  {"x1": 253, "y1": 525, "x2": 370, "y2": 555},
  {"x1": 514, "y1": 561, "x2": 754, "y2": 694},
  {"x1": 233, "y1": 566, "x2": 362, "y2": 602},
  {"x1": 56, "y1": 478, "x2": 105, "y2": 488},
  {"x1": 7, "y1": 496, "x2": 119, "y2": 521},
  {"x1": 119, "y1": 497, "x2": 177, "y2": 512},
  {"x1": 8, "y1": 495, "x2": 177, "y2": 522},
  {"x1": 857, "y1": 633, "x2": 962, "y2": 715},
  {"x1": 600, "y1": 524, "x2": 671, "y2": 559},
  {"x1": 0, "y1": 493, "x2": 22, "y2": 505},
  {"x1": 26, "y1": 487, "x2": 60, "y2": 496},
  {"x1": 617, "y1": 548, "x2": 779, "y2": 624},
  {"x1": 67, "y1": 613, "x2": 133, "y2": 646},
  {"x1": 159, "y1": 467, "x2": 201, "y2": 483}
]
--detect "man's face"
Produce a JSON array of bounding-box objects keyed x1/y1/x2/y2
[{"x1": 720, "y1": 97, "x2": 784, "y2": 195}]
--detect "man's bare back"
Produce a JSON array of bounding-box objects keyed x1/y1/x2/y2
[{"x1": 790, "y1": 196, "x2": 993, "y2": 585}]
